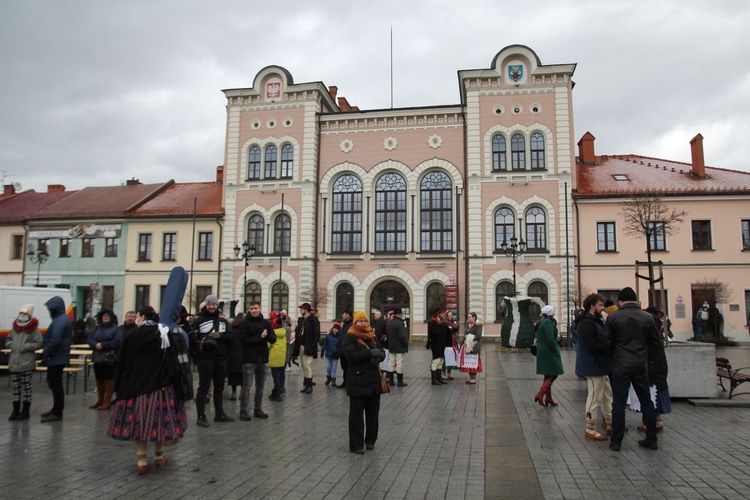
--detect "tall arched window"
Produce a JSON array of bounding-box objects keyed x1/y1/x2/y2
[
  {"x1": 280, "y1": 144, "x2": 294, "y2": 178},
  {"x1": 248, "y1": 146, "x2": 261, "y2": 180},
  {"x1": 335, "y1": 282, "x2": 354, "y2": 320},
  {"x1": 425, "y1": 282, "x2": 446, "y2": 320},
  {"x1": 495, "y1": 280, "x2": 515, "y2": 321},
  {"x1": 332, "y1": 175, "x2": 362, "y2": 253},
  {"x1": 244, "y1": 281, "x2": 261, "y2": 313},
  {"x1": 494, "y1": 207, "x2": 515, "y2": 251},
  {"x1": 274, "y1": 213, "x2": 291, "y2": 255},
  {"x1": 525, "y1": 206, "x2": 547, "y2": 251},
  {"x1": 264, "y1": 145, "x2": 277, "y2": 179},
  {"x1": 247, "y1": 214, "x2": 265, "y2": 255},
  {"x1": 420, "y1": 171, "x2": 452, "y2": 252},
  {"x1": 528, "y1": 281, "x2": 549, "y2": 322},
  {"x1": 492, "y1": 134, "x2": 507, "y2": 172},
  {"x1": 530, "y1": 132, "x2": 545, "y2": 170},
  {"x1": 271, "y1": 281, "x2": 289, "y2": 312},
  {"x1": 375, "y1": 172, "x2": 407, "y2": 253},
  {"x1": 511, "y1": 134, "x2": 526, "y2": 170}
]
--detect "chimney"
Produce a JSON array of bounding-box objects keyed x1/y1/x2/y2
[
  {"x1": 328, "y1": 86, "x2": 338, "y2": 101},
  {"x1": 47, "y1": 184, "x2": 65, "y2": 193},
  {"x1": 3, "y1": 184, "x2": 15, "y2": 196},
  {"x1": 126, "y1": 178, "x2": 141, "y2": 186},
  {"x1": 338, "y1": 96, "x2": 352, "y2": 112},
  {"x1": 216, "y1": 165, "x2": 224, "y2": 184},
  {"x1": 690, "y1": 133, "x2": 706, "y2": 178},
  {"x1": 577, "y1": 132, "x2": 596, "y2": 165}
]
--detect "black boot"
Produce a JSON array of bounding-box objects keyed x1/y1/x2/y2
[
  {"x1": 431, "y1": 371, "x2": 440, "y2": 386},
  {"x1": 9, "y1": 401, "x2": 20, "y2": 421},
  {"x1": 325, "y1": 376, "x2": 332, "y2": 386},
  {"x1": 304, "y1": 378, "x2": 313, "y2": 394},
  {"x1": 269, "y1": 389, "x2": 282, "y2": 402},
  {"x1": 397, "y1": 373, "x2": 407, "y2": 387},
  {"x1": 387, "y1": 372, "x2": 395, "y2": 386},
  {"x1": 17, "y1": 402, "x2": 30, "y2": 420},
  {"x1": 436, "y1": 369, "x2": 448, "y2": 385},
  {"x1": 301, "y1": 378, "x2": 309, "y2": 393}
]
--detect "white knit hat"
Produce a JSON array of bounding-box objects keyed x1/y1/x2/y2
[
  {"x1": 541, "y1": 305, "x2": 555, "y2": 317},
  {"x1": 19, "y1": 304, "x2": 34, "y2": 316}
]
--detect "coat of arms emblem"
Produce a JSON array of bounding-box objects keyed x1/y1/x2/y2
[{"x1": 508, "y1": 65, "x2": 523, "y2": 82}]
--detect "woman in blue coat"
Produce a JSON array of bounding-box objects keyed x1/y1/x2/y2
[
  {"x1": 88, "y1": 309, "x2": 122, "y2": 410},
  {"x1": 534, "y1": 305, "x2": 564, "y2": 407}
]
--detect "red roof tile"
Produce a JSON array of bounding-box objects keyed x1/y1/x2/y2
[
  {"x1": 575, "y1": 155, "x2": 750, "y2": 197},
  {"x1": 126, "y1": 182, "x2": 224, "y2": 217},
  {"x1": 0, "y1": 190, "x2": 77, "y2": 224},
  {"x1": 31, "y1": 182, "x2": 172, "y2": 219}
]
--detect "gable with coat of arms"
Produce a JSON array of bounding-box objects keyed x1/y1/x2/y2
[{"x1": 508, "y1": 64, "x2": 524, "y2": 82}]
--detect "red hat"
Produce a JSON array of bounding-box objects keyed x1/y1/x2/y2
[{"x1": 332, "y1": 322, "x2": 342, "y2": 330}]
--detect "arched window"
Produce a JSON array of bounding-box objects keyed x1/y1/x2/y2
[
  {"x1": 271, "y1": 281, "x2": 289, "y2": 312},
  {"x1": 494, "y1": 207, "x2": 515, "y2": 251},
  {"x1": 280, "y1": 144, "x2": 294, "y2": 179},
  {"x1": 332, "y1": 175, "x2": 362, "y2": 253},
  {"x1": 247, "y1": 214, "x2": 265, "y2": 255},
  {"x1": 495, "y1": 280, "x2": 515, "y2": 321},
  {"x1": 274, "y1": 213, "x2": 291, "y2": 255},
  {"x1": 248, "y1": 146, "x2": 261, "y2": 180},
  {"x1": 528, "y1": 281, "x2": 549, "y2": 322},
  {"x1": 492, "y1": 134, "x2": 507, "y2": 172},
  {"x1": 375, "y1": 172, "x2": 407, "y2": 253},
  {"x1": 335, "y1": 282, "x2": 354, "y2": 320},
  {"x1": 244, "y1": 281, "x2": 261, "y2": 313},
  {"x1": 530, "y1": 132, "x2": 545, "y2": 170},
  {"x1": 264, "y1": 145, "x2": 277, "y2": 179},
  {"x1": 525, "y1": 206, "x2": 547, "y2": 251},
  {"x1": 511, "y1": 134, "x2": 525, "y2": 170},
  {"x1": 425, "y1": 282, "x2": 446, "y2": 320},
  {"x1": 420, "y1": 171, "x2": 452, "y2": 252}
]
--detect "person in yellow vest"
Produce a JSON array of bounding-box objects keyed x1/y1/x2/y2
[{"x1": 268, "y1": 311, "x2": 288, "y2": 401}]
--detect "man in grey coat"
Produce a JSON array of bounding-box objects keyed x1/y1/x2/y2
[{"x1": 386, "y1": 308, "x2": 408, "y2": 387}]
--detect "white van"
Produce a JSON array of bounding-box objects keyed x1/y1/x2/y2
[{"x1": 0, "y1": 286, "x2": 73, "y2": 340}]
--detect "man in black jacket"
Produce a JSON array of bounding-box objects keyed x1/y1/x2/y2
[
  {"x1": 386, "y1": 308, "x2": 408, "y2": 387},
  {"x1": 297, "y1": 302, "x2": 320, "y2": 394},
  {"x1": 604, "y1": 287, "x2": 662, "y2": 452},
  {"x1": 189, "y1": 295, "x2": 233, "y2": 427},
  {"x1": 236, "y1": 301, "x2": 276, "y2": 420}
]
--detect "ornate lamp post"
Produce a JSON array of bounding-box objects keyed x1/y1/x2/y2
[
  {"x1": 233, "y1": 240, "x2": 256, "y2": 313},
  {"x1": 500, "y1": 224, "x2": 526, "y2": 296},
  {"x1": 27, "y1": 244, "x2": 49, "y2": 287}
]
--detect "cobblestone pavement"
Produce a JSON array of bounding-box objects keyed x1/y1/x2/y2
[{"x1": 2, "y1": 344, "x2": 750, "y2": 499}]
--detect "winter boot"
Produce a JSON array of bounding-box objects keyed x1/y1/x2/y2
[
  {"x1": 9, "y1": 401, "x2": 20, "y2": 421},
  {"x1": 304, "y1": 378, "x2": 313, "y2": 394},
  {"x1": 387, "y1": 372, "x2": 395, "y2": 386},
  {"x1": 585, "y1": 416, "x2": 607, "y2": 441},
  {"x1": 544, "y1": 383, "x2": 559, "y2": 407},
  {"x1": 325, "y1": 376, "x2": 332, "y2": 386},
  {"x1": 196, "y1": 414, "x2": 210, "y2": 428},
  {"x1": 431, "y1": 371, "x2": 440, "y2": 386},
  {"x1": 90, "y1": 381, "x2": 105, "y2": 409},
  {"x1": 534, "y1": 380, "x2": 551, "y2": 406},
  {"x1": 397, "y1": 373, "x2": 407, "y2": 387},
  {"x1": 330, "y1": 378, "x2": 336, "y2": 388},
  {"x1": 435, "y1": 369, "x2": 448, "y2": 385},
  {"x1": 301, "y1": 378, "x2": 309, "y2": 393},
  {"x1": 269, "y1": 389, "x2": 282, "y2": 402},
  {"x1": 99, "y1": 380, "x2": 114, "y2": 411},
  {"x1": 17, "y1": 402, "x2": 31, "y2": 421}
]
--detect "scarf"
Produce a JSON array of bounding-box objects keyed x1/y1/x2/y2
[
  {"x1": 348, "y1": 323, "x2": 375, "y2": 342},
  {"x1": 13, "y1": 317, "x2": 39, "y2": 333}
]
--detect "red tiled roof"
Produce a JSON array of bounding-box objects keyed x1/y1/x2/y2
[
  {"x1": 31, "y1": 182, "x2": 173, "y2": 219},
  {"x1": 126, "y1": 182, "x2": 224, "y2": 217},
  {"x1": 0, "y1": 190, "x2": 77, "y2": 224},
  {"x1": 575, "y1": 155, "x2": 750, "y2": 197}
]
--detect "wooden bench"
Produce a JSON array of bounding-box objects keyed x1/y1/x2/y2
[
  {"x1": 35, "y1": 365, "x2": 84, "y2": 394},
  {"x1": 716, "y1": 357, "x2": 750, "y2": 399}
]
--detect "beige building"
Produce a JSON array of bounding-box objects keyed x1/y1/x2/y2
[{"x1": 574, "y1": 133, "x2": 750, "y2": 340}]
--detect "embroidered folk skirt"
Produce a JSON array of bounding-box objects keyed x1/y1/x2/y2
[{"x1": 107, "y1": 385, "x2": 188, "y2": 442}]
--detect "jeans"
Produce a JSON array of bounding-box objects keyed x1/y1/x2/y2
[
  {"x1": 241, "y1": 362, "x2": 267, "y2": 412},
  {"x1": 349, "y1": 395, "x2": 380, "y2": 451},
  {"x1": 46, "y1": 365, "x2": 65, "y2": 416},
  {"x1": 325, "y1": 357, "x2": 338, "y2": 378},
  {"x1": 196, "y1": 359, "x2": 227, "y2": 417},
  {"x1": 270, "y1": 367, "x2": 285, "y2": 392},
  {"x1": 611, "y1": 373, "x2": 657, "y2": 444}
]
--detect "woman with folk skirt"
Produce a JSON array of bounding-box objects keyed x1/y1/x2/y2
[
  {"x1": 534, "y1": 305, "x2": 564, "y2": 407},
  {"x1": 460, "y1": 312, "x2": 483, "y2": 384},
  {"x1": 107, "y1": 306, "x2": 188, "y2": 475},
  {"x1": 6, "y1": 305, "x2": 43, "y2": 421}
]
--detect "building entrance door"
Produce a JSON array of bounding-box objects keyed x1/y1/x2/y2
[{"x1": 370, "y1": 280, "x2": 411, "y2": 336}]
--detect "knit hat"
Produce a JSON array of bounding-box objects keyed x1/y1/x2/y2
[
  {"x1": 332, "y1": 322, "x2": 342, "y2": 330},
  {"x1": 205, "y1": 295, "x2": 219, "y2": 305},
  {"x1": 19, "y1": 304, "x2": 34, "y2": 316},
  {"x1": 617, "y1": 287, "x2": 637, "y2": 302},
  {"x1": 353, "y1": 310, "x2": 369, "y2": 324},
  {"x1": 541, "y1": 305, "x2": 555, "y2": 317}
]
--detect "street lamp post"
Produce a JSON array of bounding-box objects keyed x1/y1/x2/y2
[
  {"x1": 233, "y1": 240, "x2": 256, "y2": 314},
  {"x1": 500, "y1": 222, "x2": 526, "y2": 296},
  {"x1": 27, "y1": 244, "x2": 49, "y2": 287}
]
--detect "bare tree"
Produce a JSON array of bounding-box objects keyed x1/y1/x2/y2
[
  {"x1": 693, "y1": 277, "x2": 735, "y2": 304},
  {"x1": 619, "y1": 195, "x2": 687, "y2": 306},
  {"x1": 299, "y1": 285, "x2": 330, "y2": 311}
]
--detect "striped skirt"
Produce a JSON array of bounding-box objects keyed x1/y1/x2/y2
[{"x1": 106, "y1": 385, "x2": 188, "y2": 442}]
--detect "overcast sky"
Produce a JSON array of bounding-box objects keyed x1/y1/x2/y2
[{"x1": 1, "y1": 0, "x2": 749, "y2": 194}]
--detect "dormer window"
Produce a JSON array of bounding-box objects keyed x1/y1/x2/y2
[{"x1": 612, "y1": 174, "x2": 629, "y2": 181}]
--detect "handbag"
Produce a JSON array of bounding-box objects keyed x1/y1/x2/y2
[
  {"x1": 377, "y1": 367, "x2": 390, "y2": 394},
  {"x1": 94, "y1": 349, "x2": 117, "y2": 365}
]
